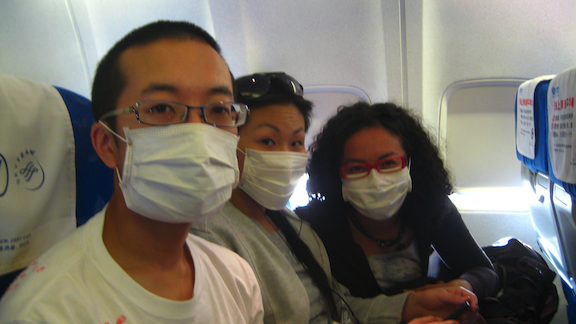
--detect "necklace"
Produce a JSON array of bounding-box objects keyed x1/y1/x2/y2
[{"x1": 348, "y1": 212, "x2": 405, "y2": 251}]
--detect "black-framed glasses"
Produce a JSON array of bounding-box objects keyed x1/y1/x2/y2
[
  {"x1": 99, "y1": 100, "x2": 250, "y2": 127},
  {"x1": 341, "y1": 156, "x2": 407, "y2": 180},
  {"x1": 234, "y1": 72, "x2": 304, "y2": 101}
]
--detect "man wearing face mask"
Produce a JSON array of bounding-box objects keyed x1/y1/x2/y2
[
  {"x1": 191, "y1": 73, "x2": 480, "y2": 324},
  {"x1": 0, "y1": 21, "x2": 264, "y2": 323}
]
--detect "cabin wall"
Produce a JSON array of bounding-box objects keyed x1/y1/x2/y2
[
  {"x1": 0, "y1": 0, "x2": 220, "y2": 97},
  {"x1": 0, "y1": 0, "x2": 399, "y2": 103},
  {"x1": 422, "y1": 0, "x2": 576, "y2": 134}
]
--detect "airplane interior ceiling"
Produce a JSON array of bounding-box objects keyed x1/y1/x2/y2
[{"x1": 1, "y1": 0, "x2": 576, "y2": 133}]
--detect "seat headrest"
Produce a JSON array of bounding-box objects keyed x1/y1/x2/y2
[
  {"x1": 547, "y1": 67, "x2": 576, "y2": 184},
  {"x1": 516, "y1": 76, "x2": 555, "y2": 157},
  {"x1": 516, "y1": 75, "x2": 555, "y2": 173},
  {"x1": 0, "y1": 74, "x2": 112, "y2": 276}
]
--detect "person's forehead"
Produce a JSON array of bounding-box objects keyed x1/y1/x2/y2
[
  {"x1": 117, "y1": 38, "x2": 232, "y2": 98},
  {"x1": 240, "y1": 104, "x2": 305, "y2": 131},
  {"x1": 250, "y1": 103, "x2": 303, "y2": 119},
  {"x1": 342, "y1": 127, "x2": 405, "y2": 160}
]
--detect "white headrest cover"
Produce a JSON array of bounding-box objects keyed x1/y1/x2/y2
[
  {"x1": 548, "y1": 67, "x2": 576, "y2": 184},
  {"x1": 516, "y1": 75, "x2": 555, "y2": 159},
  {"x1": 0, "y1": 75, "x2": 76, "y2": 275}
]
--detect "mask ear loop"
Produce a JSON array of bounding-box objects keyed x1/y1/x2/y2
[
  {"x1": 114, "y1": 167, "x2": 124, "y2": 184},
  {"x1": 98, "y1": 121, "x2": 129, "y2": 144},
  {"x1": 98, "y1": 121, "x2": 131, "y2": 184}
]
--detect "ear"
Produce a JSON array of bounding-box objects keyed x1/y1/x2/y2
[{"x1": 91, "y1": 122, "x2": 120, "y2": 169}]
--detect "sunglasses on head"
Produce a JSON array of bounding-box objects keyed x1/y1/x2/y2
[{"x1": 234, "y1": 72, "x2": 304, "y2": 101}]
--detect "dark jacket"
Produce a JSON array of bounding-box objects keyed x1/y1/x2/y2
[{"x1": 295, "y1": 198, "x2": 498, "y2": 300}]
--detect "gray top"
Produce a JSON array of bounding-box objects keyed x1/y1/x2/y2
[
  {"x1": 260, "y1": 226, "x2": 325, "y2": 323},
  {"x1": 191, "y1": 201, "x2": 410, "y2": 324}
]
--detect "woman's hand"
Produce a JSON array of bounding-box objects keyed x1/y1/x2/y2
[{"x1": 402, "y1": 286, "x2": 478, "y2": 323}]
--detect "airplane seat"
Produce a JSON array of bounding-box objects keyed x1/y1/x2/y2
[
  {"x1": 515, "y1": 76, "x2": 561, "y2": 270},
  {"x1": 545, "y1": 66, "x2": 576, "y2": 323},
  {"x1": 515, "y1": 75, "x2": 576, "y2": 322},
  {"x1": 516, "y1": 76, "x2": 554, "y2": 174},
  {"x1": 0, "y1": 74, "x2": 113, "y2": 296}
]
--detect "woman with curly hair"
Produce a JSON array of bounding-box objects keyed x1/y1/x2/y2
[{"x1": 296, "y1": 101, "x2": 498, "y2": 301}]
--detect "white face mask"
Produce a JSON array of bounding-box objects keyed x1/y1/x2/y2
[
  {"x1": 342, "y1": 166, "x2": 412, "y2": 221},
  {"x1": 101, "y1": 122, "x2": 240, "y2": 223},
  {"x1": 238, "y1": 148, "x2": 308, "y2": 210}
]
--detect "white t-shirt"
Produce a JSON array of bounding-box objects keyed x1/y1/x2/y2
[{"x1": 0, "y1": 208, "x2": 264, "y2": 324}]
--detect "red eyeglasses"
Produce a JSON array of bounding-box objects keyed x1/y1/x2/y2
[{"x1": 341, "y1": 156, "x2": 407, "y2": 180}]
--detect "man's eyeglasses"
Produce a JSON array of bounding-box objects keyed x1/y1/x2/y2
[
  {"x1": 234, "y1": 72, "x2": 304, "y2": 101},
  {"x1": 341, "y1": 156, "x2": 407, "y2": 180},
  {"x1": 99, "y1": 100, "x2": 250, "y2": 127}
]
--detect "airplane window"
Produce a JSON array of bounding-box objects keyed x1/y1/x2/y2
[
  {"x1": 440, "y1": 80, "x2": 529, "y2": 211},
  {"x1": 287, "y1": 173, "x2": 309, "y2": 210}
]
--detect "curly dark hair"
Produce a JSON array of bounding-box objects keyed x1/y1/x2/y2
[{"x1": 306, "y1": 101, "x2": 453, "y2": 226}]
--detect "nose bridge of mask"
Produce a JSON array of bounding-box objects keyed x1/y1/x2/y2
[
  {"x1": 345, "y1": 167, "x2": 410, "y2": 191},
  {"x1": 342, "y1": 165, "x2": 412, "y2": 220},
  {"x1": 370, "y1": 167, "x2": 401, "y2": 186},
  {"x1": 379, "y1": 167, "x2": 412, "y2": 192},
  {"x1": 196, "y1": 126, "x2": 240, "y2": 167},
  {"x1": 117, "y1": 123, "x2": 240, "y2": 223},
  {"x1": 378, "y1": 167, "x2": 412, "y2": 192},
  {"x1": 244, "y1": 149, "x2": 307, "y2": 187},
  {"x1": 133, "y1": 124, "x2": 239, "y2": 184},
  {"x1": 118, "y1": 123, "x2": 238, "y2": 182},
  {"x1": 127, "y1": 123, "x2": 239, "y2": 152},
  {"x1": 239, "y1": 148, "x2": 308, "y2": 210},
  {"x1": 244, "y1": 148, "x2": 308, "y2": 169},
  {"x1": 243, "y1": 149, "x2": 307, "y2": 182}
]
